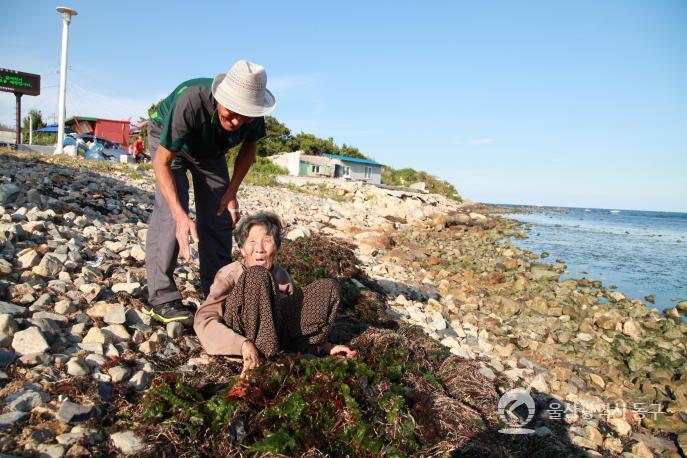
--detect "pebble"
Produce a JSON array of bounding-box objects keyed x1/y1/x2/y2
[
  {"x1": 128, "y1": 370, "x2": 151, "y2": 390},
  {"x1": 110, "y1": 430, "x2": 145, "y2": 455},
  {"x1": 34, "y1": 444, "x2": 66, "y2": 458},
  {"x1": 0, "y1": 411, "x2": 28, "y2": 428},
  {"x1": 11, "y1": 326, "x2": 50, "y2": 355},
  {"x1": 108, "y1": 365, "x2": 131, "y2": 383},
  {"x1": 608, "y1": 418, "x2": 632, "y2": 436},
  {"x1": 7, "y1": 390, "x2": 47, "y2": 412},
  {"x1": 111, "y1": 282, "x2": 141, "y2": 295},
  {"x1": 56, "y1": 400, "x2": 93, "y2": 423},
  {"x1": 67, "y1": 358, "x2": 90, "y2": 377},
  {"x1": 166, "y1": 321, "x2": 184, "y2": 339},
  {"x1": 82, "y1": 327, "x2": 108, "y2": 344},
  {"x1": 103, "y1": 304, "x2": 126, "y2": 324}
]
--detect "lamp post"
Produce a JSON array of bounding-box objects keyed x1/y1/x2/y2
[{"x1": 55, "y1": 6, "x2": 77, "y2": 155}]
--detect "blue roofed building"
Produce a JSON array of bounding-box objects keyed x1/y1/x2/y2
[
  {"x1": 323, "y1": 153, "x2": 384, "y2": 184},
  {"x1": 269, "y1": 151, "x2": 385, "y2": 185}
]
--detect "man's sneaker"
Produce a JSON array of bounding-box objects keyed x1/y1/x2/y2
[{"x1": 146, "y1": 300, "x2": 192, "y2": 323}]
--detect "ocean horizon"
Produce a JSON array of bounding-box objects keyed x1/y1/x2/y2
[{"x1": 500, "y1": 205, "x2": 687, "y2": 312}]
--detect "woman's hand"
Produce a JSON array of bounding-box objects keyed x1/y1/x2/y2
[
  {"x1": 240, "y1": 340, "x2": 260, "y2": 377},
  {"x1": 328, "y1": 344, "x2": 356, "y2": 358}
]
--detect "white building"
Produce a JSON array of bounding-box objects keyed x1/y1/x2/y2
[{"x1": 269, "y1": 151, "x2": 384, "y2": 185}]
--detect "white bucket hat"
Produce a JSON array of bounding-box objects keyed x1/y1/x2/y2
[{"x1": 212, "y1": 59, "x2": 276, "y2": 117}]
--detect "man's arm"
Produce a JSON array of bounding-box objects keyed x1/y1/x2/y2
[
  {"x1": 217, "y1": 141, "x2": 257, "y2": 223},
  {"x1": 153, "y1": 144, "x2": 198, "y2": 259}
]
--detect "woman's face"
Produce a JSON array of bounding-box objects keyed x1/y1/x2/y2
[{"x1": 240, "y1": 224, "x2": 277, "y2": 270}]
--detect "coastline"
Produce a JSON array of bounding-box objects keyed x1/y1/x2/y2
[{"x1": 0, "y1": 149, "x2": 685, "y2": 456}]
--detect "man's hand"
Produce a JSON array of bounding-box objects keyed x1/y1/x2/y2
[
  {"x1": 240, "y1": 340, "x2": 260, "y2": 377},
  {"x1": 217, "y1": 190, "x2": 241, "y2": 225},
  {"x1": 328, "y1": 344, "x2": 357, "y2": 358},
  {"x1": 174, "y1": 212, "x2": 199, "y2": 261}
]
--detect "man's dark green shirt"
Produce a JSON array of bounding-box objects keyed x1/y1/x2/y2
[{"x1": 151, "y1": 78, "x2": 266, "y2": 159}]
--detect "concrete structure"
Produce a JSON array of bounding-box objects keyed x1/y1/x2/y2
[
  {"x1": 0, "y1": 126, "x2": 15, "y2": 144},
  {"x1": 269, "y1": 151, "x2": 384, "y2": 185}
]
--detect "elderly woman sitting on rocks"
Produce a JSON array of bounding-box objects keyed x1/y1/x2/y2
[{"x1": 194, "y1": 212, "x2": 356, "y2": 374}]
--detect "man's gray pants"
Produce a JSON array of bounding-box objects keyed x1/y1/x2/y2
[{"x1": 145, "y1": 121, "x2": 233, "y2": 306}]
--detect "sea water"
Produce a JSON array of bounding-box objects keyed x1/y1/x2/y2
[{"x1": 505, "y1": 207, "x2": 687, "y2": 311}]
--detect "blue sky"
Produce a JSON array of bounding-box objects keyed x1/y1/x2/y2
[{"x1": 2, "y1": 0, "x2": 686, "y2": 211}]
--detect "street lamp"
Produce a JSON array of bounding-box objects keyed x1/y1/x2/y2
[{"x1": 55, "y1": 6, "x2": 78, "y2": 155}]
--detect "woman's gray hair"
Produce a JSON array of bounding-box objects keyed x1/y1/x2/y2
[{"x1": 234, "y1": 212, "x2": 283, "y2": 249}]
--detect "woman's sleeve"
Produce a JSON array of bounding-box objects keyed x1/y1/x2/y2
[{"x1": 194, "y1": 296, "x2": 247, "y2": 356}]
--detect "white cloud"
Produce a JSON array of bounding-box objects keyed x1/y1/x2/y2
[
  {"x1": 452, "y1": 138, "x2": 496, "y2": 146},
  {"x1": 469, "y1": 138, "x2": 494, "y2": 145}
]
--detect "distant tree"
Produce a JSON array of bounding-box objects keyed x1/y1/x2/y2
[
  {"x1": 290, "y1": 132, "x2": 337, "y2": 155},
  {"x1": 257, "y1": 116, "x2": 292, "y2": 156},
  {"x1": 338, "y1": 143, "x2": 366, "y2": 159},
  {"x1": 22, "y1": 109, "x2": 47, "y2": 143}
]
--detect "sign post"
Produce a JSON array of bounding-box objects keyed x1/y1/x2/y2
[{"x1": 0, "y1": 68, "x2": 41, "y2": 147}]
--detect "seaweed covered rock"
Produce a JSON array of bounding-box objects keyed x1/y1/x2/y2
[{"x1": 276, "y1": 235, "x2": 360, "y2": 286}]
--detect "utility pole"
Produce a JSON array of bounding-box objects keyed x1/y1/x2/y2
[
  {"x1": 55, "y1": 6, "x2": 78, "y2": 155},
  {"x1": 14, "y1": 93, "x2": 21, "y2": 146},
  {"x1": 29, "y1": 113, "x2": 33, "y2": 145}
]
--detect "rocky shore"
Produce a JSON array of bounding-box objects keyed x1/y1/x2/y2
[{"x1": 0, "y1": 149, "x2": 685, "y2": 457}]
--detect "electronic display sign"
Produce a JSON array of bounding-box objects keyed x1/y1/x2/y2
[{"x1": 0, "y1": 68, "x2": 41, "y2": 96}]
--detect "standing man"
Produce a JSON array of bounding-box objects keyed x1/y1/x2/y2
[{"x1": 145, "y1": 59, "x2": 276, "y2": 323}]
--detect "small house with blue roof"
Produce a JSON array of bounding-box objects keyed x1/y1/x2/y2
[
  {"x1": 323, "y1": 153, "x2": 384, "y2": 184},
  {"x1": 269, "y1": 151, "x2": 385, "y2": 185}
]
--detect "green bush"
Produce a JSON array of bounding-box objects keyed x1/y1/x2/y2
[{"x1": 382, "y1": 166, "x2": 461, "y2": 201}]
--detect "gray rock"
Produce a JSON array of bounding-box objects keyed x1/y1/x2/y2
[
  {"x1": 33, "y1": 292, "x2": 53, "y2": 306},
  {"x1": 478, "y1": 366, "x2": 496, "y2": 381},
  {"x1": 11, "y1": 326, "x2": 49, "y2": 355},
  {"x1": 54, "y1": 300, "x2": 75, "y2": 315},
  {"x1": 111, "y1": 282, "x2": 140, "y2": 295},
  {"x1": 56, "y1": 432, "x2": 84, "y2": 446},
  {"x1": 56, "y1": 400, "x2": 93, "y2": 423},
  {"x1": 0, "y1": 314, "x2": 17, "y2": 335},
  {"x1": 0, "y1": 183, "x2": 21, "y2": 204},
  {"x1": 125, "y1": 308, "x2": 151, "y2": 326},
  {"x1": 84, "y1": 353, "x2": 107, "y2": 367},
  {"x1": 32, "y1": 311, "x2": 69, "y2": 325},
  {"x1": 78, "y1": 342, "x2": 103, "y2": 354},
  {"x1": 17, "y1": 248, "x2": 40, "y2": 269},
  {"x1": 129, "y1": 244, "x2": 146, "y2": 262},
  {"x1": 34, "y1": 444, "x2": 66, "y2": 458},
  {"x1": 0, "y1": 411, "x2": 28, "y2": 429},
  {"x1": 0, "y1": 350, "x2": 16, "y2": 368},
  {"x1": 128, "y1": 370, "x2": 151, "y2": 391},
  {"x1": 33, "y1": 254, "x2": 65, "y2": 277},
  {"x1": 67, "y1": 358, "x2": 89, "y2": 376},
  {"x1": 110, "y1": 430, "x2": 145, "y2": 455},
  {"x1": 108, "y1": 365, "x2": 131, "y2": 383},
  {"x1": 0, "y1": 301, "x2": 26, "y2": 316},
  {"x1": 82, "y1": 327, "x2": 108, "y2": 344},
  {"x1": 7, "y1": 390, "x2": 47, "y2": 411},
  {"x1": 166, "y1": 321, "x2": 184, "y2": 339},
  {"x1": 104, "y1": 304, "x2": 126, "y2": 324}
]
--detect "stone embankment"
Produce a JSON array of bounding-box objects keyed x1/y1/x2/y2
[{"x1": 0, "y1": 150, "x2": 685, "y2": 456}]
